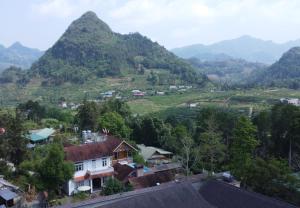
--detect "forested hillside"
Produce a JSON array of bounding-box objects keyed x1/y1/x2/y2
[
  {"x1": 251, "y1": 47, "x2": 300, "y2": 89},
  {"x1": 29, "y1": 11, "x2": 206, "y2": 86},
  {"x1": 187, "y1": 57, "x2": 266, "y2": 83}
]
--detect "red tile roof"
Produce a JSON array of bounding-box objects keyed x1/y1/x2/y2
[
  {"x1": 113, "y1": 163, "x2": 135, "y2": 182},
  {"x1": 129, "y1": 170, "x2": 175, "y2": 189},
  {"x1": 64, "y1": 136, "x2": 122, "y2": 162}
]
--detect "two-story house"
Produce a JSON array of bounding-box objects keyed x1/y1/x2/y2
[{"x1": 64, "y1": 136, "x2": 137, "y2": 195}]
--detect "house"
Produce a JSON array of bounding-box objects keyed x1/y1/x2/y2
[
  {"x1": 188, "y1": 103, "x2": 198, "y2": 108},
  {"x1": 133, "y1": 92, "x2": 145, "y2": 97},
  {"x1": 169, "y1": 85, "x2": 177, "y2": 90},
  {"x1": 0, "y1": 189, "x2": 19, "y2": 207},
  {"x1": 63, "y1": 137, "x2": 137, "y2": 195},
  {"x1": 131, "y1": 90, "x2": 141, "y2": 93},
  {"x1": 280, "y1": 98, "x2": 300, "y2": 106},
  {"x1": 59, "y1": 102, "x2": 68, "y2": 108},
  {"x1": 0, "y1": 177, "x2": 21, "y2": 207},
  {"x1": 137, "y1": 144, "x2": 173, "y2": 165},
  {"x1": 101, "y1": 91, "x2": 115, "y2": 98},
  {"x1": 0, "y1": 128, "x2": 5, "y2": 135},
  {"x1": 156, "y1": 91, "x2": 165, "y2": 96},
  {"x1": 27, "y1": 128, "x2": 55, "y2": 144}
]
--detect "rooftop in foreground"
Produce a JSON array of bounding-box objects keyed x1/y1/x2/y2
[{"x1": 58, "y1": 176, "x2": 297, "y2": 208}]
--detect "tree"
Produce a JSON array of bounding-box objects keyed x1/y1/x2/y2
[
  {"x1": 243, "y1": 158, "x2": 300, "y2": 206},
  {"x1": 196, "y1": 116, "x2": 226, "y2": 172},
  {"x1": 0, "y1": 111, "x2": 28, "y2": 165},
  {"x1": 252, "y1": 110, "x2": 271, "y2": 157},
  {"x1": 271, "y1": 104, "x2": 300, "y2": 167},
  {"x1": 38, "y1": 144, "x2": 74, "y2": 191},
  {"x1": 147, "y1": 70, "x2": 158, "y2": 85},
  {"x1": 99, "y1": 111, "x2": 131, "y2": 138},
  {"x1": 76, "y1": 101, "x2": 99, "y2": 130},
  {"x1": 102, "y1": 178, "x2": 124, "y2": 195},
  {"x1": 17, "y1": 100, "x2": 46, "y2": 122},
  {"x1": 174, "y1": 125, "x2": 194, "y2": 176},
  {"x1": 100, "y1": 99, "x2": 131, "y2": 120},
  {"x1": 133, "y1": 116, "x2": 171, "y2": 147},
  {"x1": 230, "y1": 116, "x2": 259, "y2": 180}
]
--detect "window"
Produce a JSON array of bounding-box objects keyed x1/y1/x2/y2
[
  {"x1": 75, "y1": 162, "x2": 83, "y2": 171},
  {"x1": 114, "y1": 152, "x2": 118, "y2": 160},
  {"x1": 102, "y1": 158, "x2": 107, "y2": 167},
  {"x1": 76, "y1": 181, "x2": 84, "y2": 188},
  {"x1": 128, "y1": 151, "x2": 132, "y2": 157},
  {"x1": 103, "y1": 176, "x2": 110, "y2": 184},
  {"x1": 92, "y1": 160, "x2": 96, "y2": 169}
]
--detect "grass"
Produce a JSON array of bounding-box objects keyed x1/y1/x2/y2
[
  {"x1": 1, "y1": 73, "x2": 300, "y2": 116},
  {"x1": 127, "y1": 88, "x2": 300, "y2": 115}
]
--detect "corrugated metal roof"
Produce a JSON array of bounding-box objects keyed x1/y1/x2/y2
[
  {"x1": 0, "y1": 189, "x2": 18, "y2": 201},
  {"x1": 137, "y1": 144, "x2": 173, "y2": 161},
  {"x1": 28, "y1": 128, "x2": 55, "y2": 142}
]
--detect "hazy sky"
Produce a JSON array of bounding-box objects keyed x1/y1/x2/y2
[{"x1": 1, "y1": 0, "x2": 300, "y2": 50}]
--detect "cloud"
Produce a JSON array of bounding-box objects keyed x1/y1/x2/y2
[{"x1": 28, "y1": 0, "x2": 300, "y2": 48}]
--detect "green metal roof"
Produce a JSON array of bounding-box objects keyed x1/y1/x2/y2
[
  {"x1": 28, "y1": 128, "x2": 55, "y2": 142},
  {"x1": 137, "y1": 144, "x2": 173, "y2": 161}
]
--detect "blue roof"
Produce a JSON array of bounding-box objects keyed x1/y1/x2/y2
[
  {"x1": 28, "y1": 128, "x2": 55, "y2": 142},
  {"x1": 0, "y1": 189, "x2": 18, "y2": 201}
]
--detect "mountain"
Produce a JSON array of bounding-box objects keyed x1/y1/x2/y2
[
  {"x1": 172, "y1": 36, "x2": 300, "y2": 64},
  {"x1": 187, "y1": 57, "x2": 266, "y2": 84},
  {"x1": 30, "y1": 11, "x2": 206, "y2": 86},
  {"x1": 252, "y1": 47, "x2": 300, "y2": 89},
  {"x1": 0, "y1": 42, "x2": 43, "y2": 72}
]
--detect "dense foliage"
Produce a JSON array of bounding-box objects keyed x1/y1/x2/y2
[{"x1": 1, "y1": 99, "x2": 299, "y2": 205}]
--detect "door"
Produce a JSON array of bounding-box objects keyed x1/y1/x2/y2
[{"x1": 92, "y1": 178, "x2": 102, "y2": 190}]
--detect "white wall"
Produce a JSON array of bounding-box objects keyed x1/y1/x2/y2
[
  {"x1": 74, "y1": 156, "x2": 112, "y2": 177},
  {"x1": 67, "y1": 156, "x2": 113, "y2": 195}
]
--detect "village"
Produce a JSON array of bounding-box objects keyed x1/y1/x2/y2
[{"x1": 0, "y1": 107, "x2": 298, "y2": 208}]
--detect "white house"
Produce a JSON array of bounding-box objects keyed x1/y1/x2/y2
[
  {"x1": 64, "y1": 137, "x2": 137, "y2": 195},
  {"x1": 280, "y1": 98, "x2": 300, "y2": 106}
]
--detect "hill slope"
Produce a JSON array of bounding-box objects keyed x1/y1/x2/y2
[
  {"x1": 252, "y1": 47, "x2": 300, "y2": 89},
  {"x1": 30, "y1": 11, "x2": 206, "y2": 86},
  {"x1": 172, "y1": 36, "x2": 300, "y2": 64},
  {"x1": 188, "y1": 57, "x2": 266, "y2": 83},
  {"x1": 0, "y1": 42, "x2": 43, "y2": 72}
]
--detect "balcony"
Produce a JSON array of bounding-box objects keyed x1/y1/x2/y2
[
  {"x1": 112, "y1": 157, "x2": 133, "y2": 165},
  {"x1": 86, "y1": 166, "x2": 114, "y2": 177}
]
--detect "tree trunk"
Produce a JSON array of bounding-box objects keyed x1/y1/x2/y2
[{"x1": 289, "y1": 138, "x2": 292, "y2": 168}]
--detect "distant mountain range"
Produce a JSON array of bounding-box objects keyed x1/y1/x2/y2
[
  {"x1": 0, "y1": 42, "x2": 43, "y2": 72},
  {"x1": 29, "y1": 11, "x2": 206, "y2": 86},
  {"x1": 172, "y1": 36, "x2": 300, "y2": 64}
]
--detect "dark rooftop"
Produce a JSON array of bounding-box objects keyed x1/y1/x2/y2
[
  {"x1": 199, "y1": 180, "x2": 298, "y2": 208},
  {"x1": 58, "y1": 176, "x2": 298, "y2": 208},
  {"x1": 59, "y1": 182, "x2": 214, "y2": 208}
]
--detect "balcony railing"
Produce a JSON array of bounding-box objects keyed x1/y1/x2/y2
[{"x1": 112, "y1": 157, "x2": 133, "y2": 165}]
